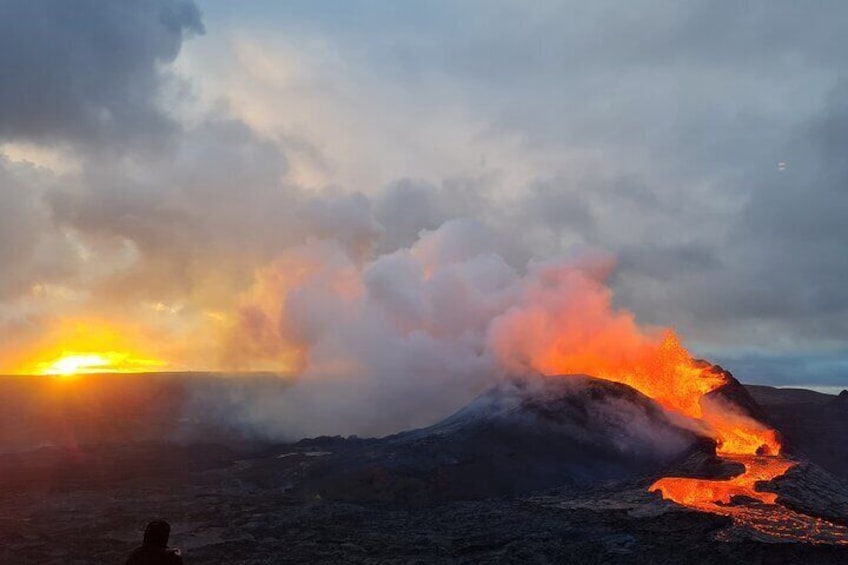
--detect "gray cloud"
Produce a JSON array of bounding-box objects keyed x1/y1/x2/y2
[
  {"x1": 519, "y1": 179, "x2": 595, "y2": 240},
  {"x1": 717, "y1": 351, "x2": 848, "y2": 389},
  {"x1": 0, "y1": 159, "x2": 77, "y2": 299},
  {"x1": 729, "y1": 90, "x2": 848, "y2": 338},
  {"x1": 1, "y1": 0, "x2": 847, "y2": 391},
  {"x1": 0, "y1": 0, "x2": 203, "y2": 145},
  {"x1": 0, "y1": 0, "x2": 204, "y2": 310},
  {"x1": 373, "y1": 178, "x2": 489, "y2": 253},
  {"x1": 46, "y1": 119, "x2": 292, "y2": 303}
]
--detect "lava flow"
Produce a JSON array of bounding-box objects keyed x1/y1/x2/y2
[
  {"x1": 531, "y1": 323, "x2": 848, "y2": 542},
  {"x1": 651, "y1": 455, "x2": 795, "y2": 508},
  {"x1": 624, "y1": 353, "x2": 848, "y2": 543},
  {"x1": 650, "y1": 454, "x2": 848, "y2": 544}
]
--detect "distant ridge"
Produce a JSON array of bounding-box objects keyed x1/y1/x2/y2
[{"x1": 745, "y1": 384, "x2": 838, "y2": 406}]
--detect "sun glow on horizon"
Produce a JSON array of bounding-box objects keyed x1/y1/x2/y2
[
  {"x1": 2, "y1": 318, "x2": 174, "y2": 377},
  {"x1": 36, "y1": 351, "x2": 165, "y2": 376}
]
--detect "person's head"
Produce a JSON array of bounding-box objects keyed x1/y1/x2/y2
[{"x1": 142, "y1": 520, "x2": 171, "y2": 548}]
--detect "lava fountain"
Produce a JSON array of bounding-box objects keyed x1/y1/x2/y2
[
  {"x1": 486, "y1": 260, "x2": 845, "y2": 541},
  {"x1": 543, "y1": 342, "x2": 848, "y2": 542},
  {"x1": 532, "y1": 334, "x2": 848, "y2": 543}
]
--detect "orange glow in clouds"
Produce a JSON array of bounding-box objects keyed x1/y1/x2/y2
[
  {"x1": 488, "y1": 261, "x2": 780, "y2": 455},
  {"x1": 534, "y1": 313, "x2": 800, "y2": 536},
  {"x1": 36, "y1": 352, "x2": 163, "y2": 376},
  {"x1": 486, "y1": 260, "x2": 809, "y2": 538},
  {"x1": 11, "y1": 319, "x2": 167, "y2": 376}
]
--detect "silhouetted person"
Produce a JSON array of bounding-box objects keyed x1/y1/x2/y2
[{"x1": 126, "y1": 520, "x2": 182, "y2": 564}]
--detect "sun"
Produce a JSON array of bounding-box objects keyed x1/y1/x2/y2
[
  {"x1": 9, "y1": 319, "x2": 171, "y2": 377},
  {"x1": 41, "y1": 353, "x2": 112, "y2": 376},
  {"x1": 36, "y1": 351, "x2": 164, "y2": 377}
]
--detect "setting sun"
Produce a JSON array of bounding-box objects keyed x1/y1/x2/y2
[
  {"x1": 2, "y1": 317, "x2": 173, "y2": 376},
  {"x1": 36, "y1": 351, "x2": 164, "y2": 376},
  {"x1": 41, "y1": 353, "x2": 111, "y2": 376}
]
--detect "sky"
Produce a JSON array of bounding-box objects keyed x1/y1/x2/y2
[{"x1": 1, "y1": 0, "x2": 847, "y2": 389}]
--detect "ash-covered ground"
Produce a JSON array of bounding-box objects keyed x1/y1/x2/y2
[{"x1": 1, "y1": 373, "x2": 847, "y2": 564}]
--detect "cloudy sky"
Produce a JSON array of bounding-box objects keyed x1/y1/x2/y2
[{"x1": 1, "y1": 0, "x2": 847, "y2": 389}]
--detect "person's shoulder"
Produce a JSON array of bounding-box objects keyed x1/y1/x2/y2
[{"x1": 165, "y1": 547, "x2": 183, "y2": 564}]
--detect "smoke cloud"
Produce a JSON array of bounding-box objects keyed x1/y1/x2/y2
[
  {"x1": 3, "y1": 1, "x2": 844, "y2": 444},
  {"x1": 194, "y1": 217, "x2": 686, "y2": 439}
]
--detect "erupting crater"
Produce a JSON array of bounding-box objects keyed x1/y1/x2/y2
[
  {"x1": 592, "y1": 358, "x2": 848, "y2": 543},
  {"x1": 529, "y1": 332, "x2": 848, "y2": 544}
]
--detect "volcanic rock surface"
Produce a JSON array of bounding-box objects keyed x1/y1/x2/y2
[
  {"x1": 747, "y1": 384, "x2": 848, "y2": 477},
  {"x1": 1, "y1": 373, "x2": 848, "y2": 563},
  {"x1": 280, "y1": 375, "x2": 703, "y2": 504}
]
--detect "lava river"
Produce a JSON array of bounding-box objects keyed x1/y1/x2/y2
[
  {"x1": 536, "y1": 334, "x2": 848, "y2": 543},
  {"x1": 634, "y1": 357, "x2": 848, "y2": 544},
  {"x1": 650, "y1": 454, "x2": 848, "y2": 543}
]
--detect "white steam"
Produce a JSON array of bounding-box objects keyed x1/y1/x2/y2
[{"x1": 194, "y1": 216, "x2": 679, "y2": 440}]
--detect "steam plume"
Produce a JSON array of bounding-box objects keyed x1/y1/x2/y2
[{"x1": 203, "y1": 217, "x2": 687, "y2": 439}]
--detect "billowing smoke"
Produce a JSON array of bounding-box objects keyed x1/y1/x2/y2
[
  {"x1": 191, "y1": 215, "x2": 685, "y2": 440},
  {"x1": 0, "y1": 0, "x2": 793, "y2": 448}
]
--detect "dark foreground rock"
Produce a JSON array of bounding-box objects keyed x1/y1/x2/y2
[
  {"x1": 1, "y1": 443, "x2": 846, "y2": 564},
  {"x1": 281, "y1": 375, "x2": 702, "y2": 504},
  {"x1": 769, "y1": 461, "x2": 848, "y2": 526},
  {"x1": 746, "y1": 384, "x2": 848, "y2": 478},
  {"x1": 1, "y1": 374, "x2": 847, "y2": 563}
]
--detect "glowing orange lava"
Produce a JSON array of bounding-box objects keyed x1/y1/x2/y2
[
  {"x1": 650, "y1": 456, "x2": 848, "y2": 543},
  {"x1": 526, "y1": 312, "x2": 848, "y2": 542},
  {"x1": 532, "y1": 331, "x2": 780, "y2": 455},
  {"x1": 651, "y1": 455, "x2": 794, "y2": 508}
]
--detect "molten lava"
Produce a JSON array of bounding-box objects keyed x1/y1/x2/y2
[
  {"x1": 542, "y1": 339, "x2": 848, "y2": 542},
  {"x1": 531, "y1": 331, "x2": 780, "y2": 455},
  {"x1": 525, "y1": 308, "x2": 847, "y2": 542},
  {"x1": 650, "y1": 455, "x2": 848, "y2": 543},
  {"x1": 651, "y1": 455, "x2": 794, "y2": 508}
]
